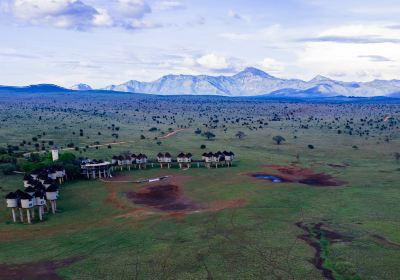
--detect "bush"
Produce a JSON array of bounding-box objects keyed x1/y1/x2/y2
[
  {"x1": 200, "y1": 144, "x2": 206, "y2": 149},
  {"x1": 64, "y1": 163, "x2": 81, "y2": 179},
  {"x1": 308, "y1": 144, "x2": 314, "y2": 149},
  {"x1": 272, "y1": 135, "x2": 286, "y2": 145},
  {"x1": 0, "y1": 163, "x2": 16, "y2": 175},
  {"x1": 203, "y1": 131, "x2": 216, "y2": 140}
]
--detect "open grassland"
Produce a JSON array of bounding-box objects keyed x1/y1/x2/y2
[{"x1": 0, "y1": 92, "x2": 399, "y2": 279}]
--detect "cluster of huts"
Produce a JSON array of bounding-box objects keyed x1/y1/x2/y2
[
  {"x1": 111, "y1": 154, "x2": 148, "y2": 170},
  {"x1": 108, "y1": 151, "x2": 235, "y2": 170},
  {"x1": 5, "y1": 166, "x2": 66, "y2": 224},
  {"x1": 80, "y1": 159, "x2": 112, "y2": 179},
  {"x1": 202, "y1": 151, "x2": 235, "y2": 168}
]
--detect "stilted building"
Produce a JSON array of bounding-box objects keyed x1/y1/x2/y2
[
  {"x1": 177, "y1": 153, "x2": 192, "y2": 169},
  {"x1": 157, "y1": 152, "x2": 172, "y2": 168},
  {"x1": 81, "y1": 159, "x2": 112, "y2": 179}
]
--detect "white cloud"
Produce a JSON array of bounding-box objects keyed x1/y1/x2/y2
[
  {"x1": 12, "y1": 0, "x2": 98, "y2": 29},
  {"x1": 196, "y1": 53, "x2": 230, "y2": 70},
  {"x1": 92, "y1": 8, "x2": 113, "y2": 27},
  {"x1": 154, "y1": 1, "x2": 184, "y2": 11},
  {"x1": 117, "y1": 0, "x2": 151, "y2": 18},
  {"x1": 228, "y1": 9, "x2": 242, "y2": 20},
  {"x1": 180, "y1": 53, "x2": 238, "y2": 72},
  {"x1": 127, "y1": 19, "x2": 162, "y2": 29},
  {"x1": 259, "y1": 58, "x2": 284, "y2": 74},
  {"x1": 5, "y1": 0, "x2": 155, "y2": 30},
  {"x1": 296, "y1": 25, "x2": 400, "y2": 81}
]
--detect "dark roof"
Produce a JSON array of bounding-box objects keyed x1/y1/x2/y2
[
  {"x1": 23, "y1": 174, "x2": 32, "y2": 181},
  {"x1": 186, "y1": 153, "x2": 193, "y2": 157},
  {"x1": 38, "y1": 173, "x2": 49, "y2": 180},
  {"x1": 14, "y1": 189, "x2": 25, "y2": 197},
  {"x1": 25, "y1": 186, "x2": 36, "y2": 193},
  {"x1": 131, "y1": 154, "x2": 137, "y2": 158},
  {"x1": 165, "y1": 152, "x2": 172, "y2": 157},
  {"x1": 27, "y1": 178, "x2": 37, "y2": 185},
  {"x1": 46, "y1": 184, "x2": 58, "y2": 192},
  {"x1": 54, "y1": 165, "x2": 65, "y2": 171},
  {"x1": 157, "y1": 152, "x2": 164, "y2": 157},
  {"x1": 5, "y1": 192, "x2": 17, "y2": 199},
  {"x1": 44, "y1": 178, "x2": 54, "y2": 184},
  {"x1": 34, "y1": 185, "x2": 46, "y2": 192},
  {"x1": 177, "y1": 152, "x2": 185, "y2": 157},
  {"x1": 20, "y1": 192, "x2": 33, "y2": 200},
  {"x1": 34, "y1": 191, "x2": 45, "y2": 198}
]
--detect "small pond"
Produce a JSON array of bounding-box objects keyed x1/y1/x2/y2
[{"x1": 253, "y1": 174, "x2": 287, "y2": 183}]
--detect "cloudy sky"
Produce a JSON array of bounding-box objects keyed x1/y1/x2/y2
[{"x1": 1, "y1": 0, "x2": 400, "y2": 88}]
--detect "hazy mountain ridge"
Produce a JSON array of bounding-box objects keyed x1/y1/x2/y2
[
  {"x1": 1, "y1": 68, "x2": 400, "y2": 97},
  {"x1": 102, "y1": 67, "x2": 400, "y2": 97}
]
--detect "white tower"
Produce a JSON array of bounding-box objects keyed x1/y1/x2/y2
[{"x1": 51, "y1": 149, "x2": 59, "y2": 162}]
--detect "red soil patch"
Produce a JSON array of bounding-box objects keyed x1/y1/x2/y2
[
  {"x1": 0, "y1": 257, "x2": 82, "y2": 280},
  {"x1": 126, "y1": 185, "x2": 201, "y2": 212},
  {"x1": 253, "y1": 165, "x2": 347, "y2": 187}
]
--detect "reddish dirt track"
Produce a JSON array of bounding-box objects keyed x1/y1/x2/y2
[{"x1": 159, "y1": 129, "x2": 185, "y2": 139}]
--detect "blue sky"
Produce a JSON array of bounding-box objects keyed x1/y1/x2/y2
[{"x1": 1, "y1": 0, "x2": 400, "y2": 88}]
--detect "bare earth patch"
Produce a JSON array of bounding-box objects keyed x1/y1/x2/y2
[
  {"x1": 113, "y1": 174, "x2": 247, "y2": 218},
  {"x1": 0, "y1": 257, "x2": 82, "y2": 280},
  {"x1": 126, "y1": 184, "x2": 202, "y2": 212}
]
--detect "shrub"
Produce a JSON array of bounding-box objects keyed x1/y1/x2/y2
[
  {"x1": 272, "y1": 135, "x2": 286, "y2": 145},
  {"x1": 0, "y1": 163, "x2": 16, "y2": 175}
]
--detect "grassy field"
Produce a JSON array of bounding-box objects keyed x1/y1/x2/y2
[{"x1": 0, "y1": 92, "x2": 399, "y2": 279}]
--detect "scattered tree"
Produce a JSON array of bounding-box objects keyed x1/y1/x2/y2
[
  {"x1": 203, "y1": 131, "x2": 216, "y2": 140},
  {"x1": 235, "y1": 131, "x2": 246, "y2": 139},
  {"x1": 272, "y1": 135, "x2": 286, "y2": 145}
]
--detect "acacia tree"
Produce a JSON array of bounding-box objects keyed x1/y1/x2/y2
[
  {"x1": 235, "y1": 131, "x2": 246, "y2": 139},
  {"x1": 203, "y1": 131, "x2": 216, "y2": 140},
  {"x1": 272, "y1": 135, "x2": 286, "y2": 145}
]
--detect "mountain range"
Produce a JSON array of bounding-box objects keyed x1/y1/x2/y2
[
  {"x1": 99, "y1": 67, "x2": 400, "y2": 97},
  {"x1": 1, "y1": 67, "x2": 400, "y2": 98}
]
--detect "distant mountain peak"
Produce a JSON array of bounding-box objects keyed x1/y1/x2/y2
[
  {"x1": 70, "y1": 83, "x2": 92, "y2": 91},
  {"x1": 235, "y1": 67, "x2": 275, "y2": 79},
  {"x1": 310, "y1": 75, "x2": 332, "y2": 83}
]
